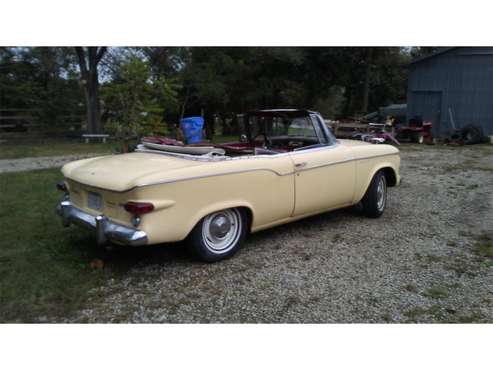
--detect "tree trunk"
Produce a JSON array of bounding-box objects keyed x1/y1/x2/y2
[
  {"x1": 361, "y1": 63, "x2": 370, "y2": 114},
  {"x1": 122, "y1": 138, "x2": 129, "y2": 153},
  {"x1": 85, "y1": 71, "x2": 101, "y2": 133},
  {"x1": 75, "y1": 47, "x2": 107, "y2": 134},
  {"x1": 203, "y1": 110, "x2": 215, "y2": 140},
  {"x1": 361, "y1": 49, "x2": 373, "y2": 114},
  {"x1": 180, "y1": 87, "x2": 189, "y2": 119},
  {"x1": 342, "y1": 84, "x2": 353, "y2": 117}
]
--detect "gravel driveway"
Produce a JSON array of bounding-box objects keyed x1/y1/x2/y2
[
  {"x1": 58, "y1": 144, "x2": 493, "y2": 323},
  {"x1": 0, "y1": 154, "x2": 104, "y2": 173}
]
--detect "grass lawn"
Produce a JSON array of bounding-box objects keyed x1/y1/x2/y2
[
  {"x1": 0, "y1": 138, "x2": 116, "y2": 159},
  {"x1": 0, "y1": 134, "x2": 239, "y2": 160},
  {"x1": 0, "y1": 168, "x2": 111, "y2": 322}
]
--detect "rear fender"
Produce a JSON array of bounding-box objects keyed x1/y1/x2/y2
[{"x1": 184, "y1": 200, "x2": 255, "y2": 238}]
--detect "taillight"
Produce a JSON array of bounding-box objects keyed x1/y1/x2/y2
[{"x1": 124, "y1": 201, "x2": 154, "y2": 216}]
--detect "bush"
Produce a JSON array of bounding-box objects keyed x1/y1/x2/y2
[{"x1": 101, "y1": 55, "x2": 178, "y2": 143}]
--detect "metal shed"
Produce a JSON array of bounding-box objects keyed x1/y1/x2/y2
[{"x1": 407, "y1": 47, "x2": 493, "y2": 137}]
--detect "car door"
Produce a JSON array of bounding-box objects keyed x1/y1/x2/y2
[{"x1": 289, "y1": 142, "x2": 356, "y2": 217}]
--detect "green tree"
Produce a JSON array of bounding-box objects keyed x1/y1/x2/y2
[
  {"x1": 336, "y1": 47, "x2": 410, "y2": 116},
  {"x1": 101, "y1": 56, "x2": 178, "y2": 151},
  {"x1": 179, "y1": 47, "x2": 313, "y2": 138},
  {"x1": 1, "y1": 46, "x2": 412, "y2": 137},
  {"x1": 0, "y1": 47, "x2": 84, "y2": 128}
]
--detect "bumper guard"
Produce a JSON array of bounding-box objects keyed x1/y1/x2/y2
[{"x1": 56, "y1": 200, "x2": 148, "y2": 246}]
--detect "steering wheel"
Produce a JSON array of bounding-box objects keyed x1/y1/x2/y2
[{"x1": 253, "y1": 133, "x2": 272, "y2": 149}]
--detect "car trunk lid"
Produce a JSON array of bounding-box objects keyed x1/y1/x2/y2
[{"x1": 62, "y1": 152, "x2": 204, "y2": 192}]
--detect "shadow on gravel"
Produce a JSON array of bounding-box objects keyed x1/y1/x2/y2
[
  {"x1": 94, "y1": 242, "x2": 190, "y2": 274},
  {"x1": 88, "y1": 204, "x2": 364, "y2": 273},
  {"x1": 248, "y1": 204, "x2": 362, "y2": 244}
]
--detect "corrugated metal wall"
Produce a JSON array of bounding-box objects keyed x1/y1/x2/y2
[{"x1": 407, "y1": 47, "x2": 493, "y2": 136}]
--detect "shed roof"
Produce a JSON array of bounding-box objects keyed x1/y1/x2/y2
[{"x1": 409, "y1": 47, "x2": 457, "y2": 65}]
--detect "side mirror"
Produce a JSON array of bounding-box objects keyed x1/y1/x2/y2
[{"x1": 240, "y1": 134, "x2": 247, "y2": 143}]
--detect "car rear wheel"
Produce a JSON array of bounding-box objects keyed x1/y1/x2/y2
[
  {"x1": 187, "y1": 208, "x2": 248, "y2": 262},
  {"x1": 361, "y1": 171, "x2": 387, "y2": 218}
]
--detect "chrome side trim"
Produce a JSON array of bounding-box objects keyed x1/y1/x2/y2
[
  {"x1": 295, "y1": 152, "x2": 398, "y2": 173},
  {"x1": 135, "y1": 168, "x2": 295, "y2": 188},
  {"x1": 56, "y1": 200, "x2": 148, "y2": 246},
  {"x1": 295, "y1": 158, "x2": 355, "y2": 172},
  {"x1": 67, "y1": 168, "x2": 295, "y2": 194},
  {"x1": 67, "y1": 152, "x2": 397, "y2": 192}
]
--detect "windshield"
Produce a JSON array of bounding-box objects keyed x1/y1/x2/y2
[{"x1": 245, "y1": 115, "x2": 320, "y2": 140}]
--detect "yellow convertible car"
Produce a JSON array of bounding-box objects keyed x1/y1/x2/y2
[{"x1": 57, "y1": 109, "x2": 400, "y2": 261}]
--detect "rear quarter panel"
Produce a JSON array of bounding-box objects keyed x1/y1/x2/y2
[
  {"x1": 136, "y1": 169, "x2": 294, "y2": 243},
  {"x1": 71, "y1": 155, "x2": 296, "y2": 244}
]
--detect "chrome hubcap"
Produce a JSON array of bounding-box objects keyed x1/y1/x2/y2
[
  {"x1": 202, "y1": 209, "x2": 242, "y2": 253},
  {"x1": 209, "y1": 215, "x2": 231, "y2": 238},
  {"x1": 376, "y1": 176, "x2": 386, "y2": 211}
]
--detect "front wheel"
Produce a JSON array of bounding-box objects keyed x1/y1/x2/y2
[
  {"x1": 186, "y1": 208, "x2": 248, "y2": 262},
  {"x1": 361, "y1": 171, "x2": 387, "y2": 218}
]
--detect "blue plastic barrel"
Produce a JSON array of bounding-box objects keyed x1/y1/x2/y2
[{"x1": 180, "y1": 116, "x2": 204, "y2": 144}]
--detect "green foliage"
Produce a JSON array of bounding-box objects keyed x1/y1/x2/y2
[
  {"x1": 101, "y1": 55, "x2": 178, "y2": 138},
  {"x1": 423, "y1": 286, "x2": 449, "y2": 299},
  {"x1": 474, "y1": 233, "x2": 493, "y2": 259},
  {"x1": 182, "y1": 47, "x2": 316, "y2": 114},
  {"x1": 0, "y1": 47, "x2": 84, "y2": 126},
  {"x1": 330, "y1": 47, "x2": 411, "y2": 115},
  {"x1": 178, "y1": 47, "x2": 410, "y2": 123},
  {"x1": 477, "y1": 243, "x2": 493, "y2": 259},
  {"x1": 410, "y1": 47, "x2": 440, "y2": 59},
  {"x1": 313, "y1": 86, "x2": 346, "y2": 119},
  {"x1": 1, "y1": 46, "x2": 413, "y2": 136}
]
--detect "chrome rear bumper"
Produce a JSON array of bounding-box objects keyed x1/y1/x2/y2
[{"x1": 56, "y1": 200, "x2": 148, "y2": 246}]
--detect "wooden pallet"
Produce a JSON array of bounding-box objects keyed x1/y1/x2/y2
[{"x1": 326, "y1": 121, "x2": 371, "y2": 138}]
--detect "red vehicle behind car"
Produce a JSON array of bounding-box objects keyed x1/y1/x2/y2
[{"x1": 396, "y1": 117, "x2": 433, "y2": 144}]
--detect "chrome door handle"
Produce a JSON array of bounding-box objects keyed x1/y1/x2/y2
[{"x1": 295, "y1": 162, "x2": 307, "y2": 169}]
